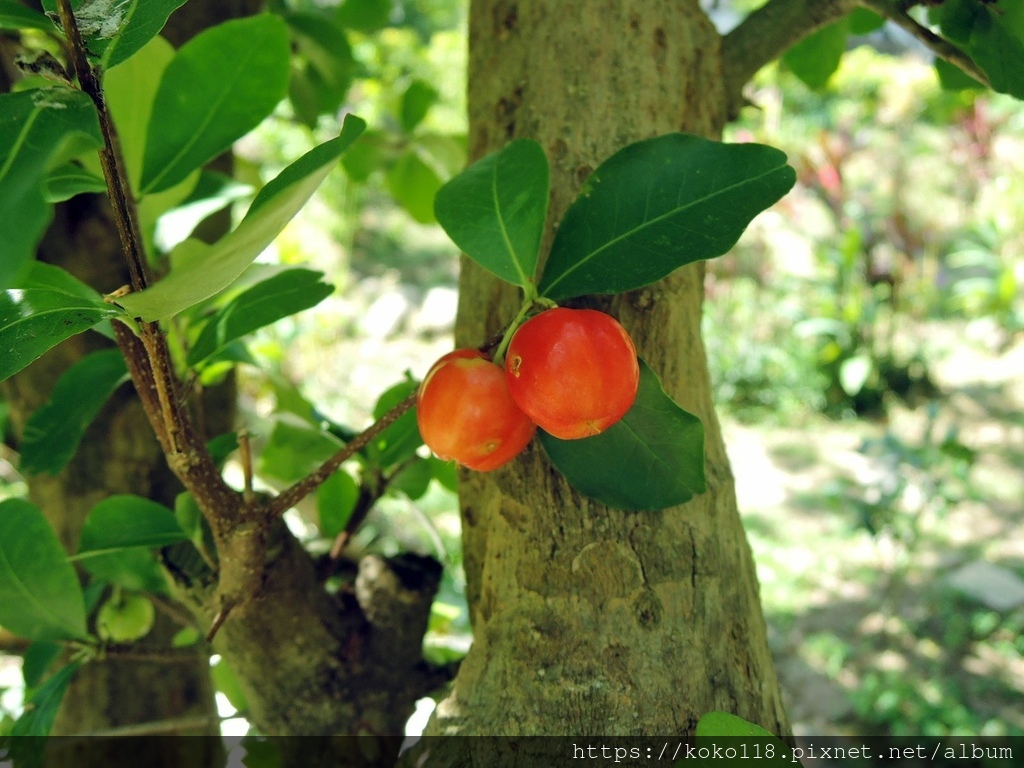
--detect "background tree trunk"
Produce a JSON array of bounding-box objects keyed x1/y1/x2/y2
[{"x1": 428, "y1": 0, "x2": 789, "y2": 738}]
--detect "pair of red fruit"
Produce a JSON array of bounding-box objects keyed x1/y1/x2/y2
[{"x1": 417, "y1": 307, "x2": 640, "y2": 471}]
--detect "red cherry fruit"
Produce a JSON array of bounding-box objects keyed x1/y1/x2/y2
[
  {"x1": 504, "y1": 307, "x2": 639, "y2": 440},
  {"x1": 417, "y1": 349, "x2": 537, "y2": 471}
]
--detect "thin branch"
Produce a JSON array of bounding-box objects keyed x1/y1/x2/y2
[
  {"x1": 79, "y1": 715, "x2": 225, "y2": 737},
  {"x1": 721, "y1": 0, "x2": 860, "y2": 119},
  {"x1": 239, "y1": 428, "x2": 255, "y2": 502},
  {"x1": 862, "y1": 0, "x2": 992, "y2": 89},
  {"x1": 264, "y1": 392, "x2": 417, "y2": 519}
]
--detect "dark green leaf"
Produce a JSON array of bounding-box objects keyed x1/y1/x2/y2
[
  {"x1": 933, "y1": 0, "x2": 981, "y2": 46},
  {"x1": 317, "y1": 470, "x2": 359, "y2": 538},
  {"x1": 140, "y1": 14, "x2": 291, "y2": 195},
  {"x1": 41, "y1": 0, "x2": 186, "y2": 69},
  {"x1": 539, "y1": 359, "x2": 705, "y2": 510},
  {"x1": 13, "y1": 262, "x2": 115, "y2": 341},
  {"x1": 285, "y1": 11, "x2": 355, "y2": 126},
  {"x1": 207, "y1": 432, "x2": 240, "y2": 467},
  {"x1": 782, "y1": 18, "x2": 849, "y2": 90},
  {"x1": 935, "y1": 58, "x2": 985, "y2": 91},
  {"x1": 43, "y1": 162, "x2": 107, "y2": 202},
  {"x1": 21, "y1": 641, "x2": 61, "y2": 689},
  {"x1": 76, "y1": 495, "x2": 186, "y2": 555},
  {"x1": 435, "y1": 138, "x2": 548, "y2": 288},
  {"x1": 400, "y1": 79, "x2": 439, "y2": 133},
  {"x1": 387, "y1": 146, "x2": 443, "y2": 224},
  {"x1": 848, "y1": 7, "x2": 885, "y2": 35},
  {"x1": 0, "y1": 289, "x2": 123, "y2": 382},
  {"x1": 365, "y1": 377, "x2": 421, "y2": 469},
  {"x1": 428, "y1": 456, "x2": 457, "y2": 492},
  {"x1": 968, "y1": 7, "x2": 1024, "y2": 99},
  {"x1": 0, "y1": 88, "x2": 102, "y2": 290},
  {"x1": 537, "y1": 134, "x2": 795, "y2": 300},
  {"x1": 11, "y1": 662, "x2": 80, "y2": 747},
  {"x1": 0, "y1": 499, "x2": 89, "y2": 642},
  {"x1": 121, "y1": 116, "x2": 365, "y2": 320},
  {"x1": 20, "y1": 349, "x2": 129, "y2": 476},
  {"x1": 390, "y1": 456, "x2": 432, "y2": 500},
  {"x1": 695, "y1": 712, "x2": 779, "y2": 738},
  {"x1": 0, "y1": 0, "x2": 52, "y2": 31},
  {"x1": 188, "y1": 269, "x2": 333, "y2": 365},
  {"x1": 259, "y1": 419, "x2": 342, "y2": 483},
  {"x1": 336, "y1": 0, "x2": 391, "y2": 33}
]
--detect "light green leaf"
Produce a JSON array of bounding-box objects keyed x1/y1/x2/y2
[
  {"x1": 103, "y1": 34, "x2": 176, "y2": 192},
  {"x1": 336, "y1": 0, "x2": 391, "y2": 32},
  {"x1": 140, "y1": 14, "x2": 291, "y2": 195},
  {"x1": 0, "y1": 0, "x2": 52, "y2": 31},
  {"x1": 0, "y1": 88, "x2": 102, "y2": 290},
  {"x1": 11, "y1": 662, "x2": 80, "y2": 747},
  {"x1": 0, "y1": 289, "x2": 123, "y2": 382},
  {"x1": 259, "y1": 418, "x2": 343, "y2": 484},
  {"x1": 400, "y1": 79, "x2": 439, "y2": 133},
  {"x1": 154, "y1": 171, "x2": 253, "y2": 253},
  {"x1": 387, "y1": 146, "x2": 443, "y2": 224},
  {"x1": 187, "y1": 268, "x2": 333, "y2": 365},
  {"x1": 848, "y1": 7, "x2": 885, "y2": 35},
  {"x1": 690, "y1": 712, "x2": 791, "y2": 768},
  {"x1": 783, "y1": 19, "x2": 849, "y2": 90},
  {"x1": 539, "y1": 359, "x2": 705, "y2": 511},
  {"x1": 43, "y1": 162, "x2": 106, "y2": 202},
  {"x1": 365, "y1": 377, "x2": 421, "y2": 470},
  {"x1": 434, "y1": 138, "x2": 548, "y2": 289},
  {"x1": 695, "y1": 711, "x2": 779, "y2": 738},
  {"x1": 76, "y1": 495, "x2": 187, "y2": 555},
  {"x1": 20, "y1": 349, "x2": 129, "y2": 475},
  {"x1": 537, "y1": 134, "x2": 795, "y2": 300},
  {"x1": 15, "y1": 262, "x2": 115, "y2": 341},
  {"x1": 0, "y1": 499, "x2": 89, "y2": 642},
  {"x1": 317, "y1": 470, "x2": 359, "y2": 538},
  {"x1": 120, "y1": 116, "x2": 365, "y2": 320},
  {"x1": 285, "y1": 11, "x2": 354, "y2": 127}
]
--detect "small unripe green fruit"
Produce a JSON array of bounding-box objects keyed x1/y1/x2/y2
[{"x1": 96, "y1": 594, "x2": 155, "y2": 643}]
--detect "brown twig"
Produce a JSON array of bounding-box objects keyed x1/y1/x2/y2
[{"x1": 264, "y1": 392, "x2": 417, "y2": 519}]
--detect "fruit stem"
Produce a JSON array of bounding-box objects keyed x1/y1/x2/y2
[{"x1": 492, "y1": 296, "x2": 557, "y2": 366}]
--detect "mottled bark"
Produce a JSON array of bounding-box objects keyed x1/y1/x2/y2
[{"x1": 426, "y1": 0, "x2": 789, "y2": 741}]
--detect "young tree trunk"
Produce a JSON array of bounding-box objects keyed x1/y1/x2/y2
[{"x1": 427, "y1": 0, "x2": 789, "y2": 738}]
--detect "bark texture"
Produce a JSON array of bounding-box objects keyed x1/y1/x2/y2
[{"x1": 427, "y1": 0, "x2": 789, "y2": 739}]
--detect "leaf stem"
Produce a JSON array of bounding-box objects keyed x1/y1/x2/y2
[{"x1": 492, "y1": 296, "x2": 556, "y2": 366}]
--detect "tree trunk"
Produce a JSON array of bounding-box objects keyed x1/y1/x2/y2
[{"x1": 427, "y1": 0, "x2": 789, "y2": 738}]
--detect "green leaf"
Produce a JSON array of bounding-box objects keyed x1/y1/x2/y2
[
  {"x1": 390, "y1": 456, "x2": 432, "y2": 500},
  {"x1": 120, "y1": 116, "x2": 365, "y2": 320},
  {"x1": 0, "y1": 88, "x2": 103, "y2": 290},
  {"x1": 365, "y1": 377, "x2": 421, "y2": 469},
  {"x1": 0, "y1": 0, "x2": 52, "y2": 31},
  {"x1": 102, "y1": 34, "x2": 176, "y2": 192},
  {"x1": 76, "y1": 495, "x2": 187, "y2": 555},
  {"x1": 435, "y1": 138, "x2": 548, "y2": 289},
  {"x1": 0, "y1": 289, "x2": 122, "y2": 383},
  {"x1": 783, "y1": 19, "x2": 849, "y2": 90},
  {"x1": 695, "y1": 711, "x2": 778, "y2": 738},
  {"x1": 968, "y1": 6, "x2": 1024, "y2": 99},
  {"x1": 15, "y1": 262, "x2": 116, "y2": 341},
  {"x1": 80, "y1": 547, "x2": 168, "y2": 593},
  {"x1": 317, "y1": 470, "x2": 359, "y2": 538},
  {"x1": 428, "y1": 455, "x2": 457, "y2": 492},
  {"x1": 848, "y1": 7, "x2": 885, "y2": 35},
  {"x1": 387, "y1": 146, "x2": 443, "y2": 224},
  {"x1": 259, "y1": 418, "x2": 342, "y2": 483},
  {"x1": 11, "y1": 662, "x2": 80, "y2": 744},
  {"x1": 935, "y1": 58, "x2": 985, "y2": 91},
  {"x1": 537, "y1": 134, "x2": 795, "y2": 300},
  {"x1": 539, "y1": 359, "x2": 705, "y2": 510},
  {"x1": 20, "y1": 349, "x2": 129, "y2": 476},
  {"x1": 43, "y1": 162, "x2": 107, "y2": 202},
  {"x1": 341, "y1": 130, "x2": 389, "y2": 182},
  {"x1": 691, "y1": 712, "x2": 791, "y2": 768},
  {"x1": 21, "y1": 641, "x2": 61, "y2": 688},
  {"x1": 188, "y1": 268, "x2": 333, "y2": 365},
  {"x1": 285, "y1": 11, "x2": 355, "y2": 127},
  {"x1": 140, "y1": 14, "x2": 291, "y2": 195},
  {"x1": 336, "y1": 0, "x2": 391, "y2": 33},
  {"x1": 400, "y1": 79, "x2": 439, "y2": 133},
  {"x1": 0, "y1": 499, "x2": 89, "y2": 642},
  {"x1": 154, "y1": 171, "x2": 253, "y2": 253}
]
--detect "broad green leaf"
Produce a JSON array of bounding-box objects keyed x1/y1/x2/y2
[
  {"x1": 968, "y1": 7, "x2": 1024, "y2": 99},
  {"x1": 154, "y1": 171, "x2": 254, "y2": 253},
  {"x1": 935, "y1": 58, "x2": 985, "y2": 91},
  {"x1": 140, "y1": 14, "x2": 291, "y2": 195},
  {"x1": 537, "y1": 134, "x2": 795, "y2": 300},
  {"x1": 401, "y1": 79, "x2": 439, "y2": 133},
  {"x1": 11, "y1": 662, "x2": 80, "y2": 744},
  {"x1": 695, "y1": 711, "x2": 779, "y2": 738},
  {"x1": 21, "y1": 641, "x2": 61, "y2": 688},
  {"x1": 0, "y1": 88, "x2": 102, "y2": 290},
  {"x1": 416, "y1": 132, "x2": 468, "y2": 178},
  {"x1": 41, "y1": 0, "x2": 185, "y2": 69},
  {"x1": 428, "y1": 455, "x2": 458, "y2": 492},
  {"x1": 387, "y1": 147, "x2": 443, "y2": 224},
  {"x1": 76, "y1": 495, "x2": 187, "y2": 555},
  {"x1": 336, "y1": 0, "x2": 391, "y2": 33},
  {"x1": 341, "y1": 130, "x2": 389, "y2": 182},
  {"x1": 0, "y1": 0, "x2": 52, "y2": 31},
  {"x1": 317, "y1": 470, "x2": 359, "y2": 538},
  {"x1": 390, "y1": 456, "x2": 432, "y2": 500},
  {"x1": 285, "y1": 11, "x2": 355, "y2": 127},
  {"x1": 0, "y1": 289, "x2": 123, "y2": 382},
  {"x1": 782, "y1": 18, "x2": 849, "y2": 90},
  {"x1": 0, "y1": 499, "x2": 89, "y2": 642},
  {"x1": 43, "y1": 162, "x2": 106, "y2": 202},
  {"x1": 691, "y1": 712, "x2": 791, "y2": 767},
  {"x1": 79, "y1": 547, "x2": 169, "y2": 593},
  {"x1": 365, "y1": 377, "x2": 421, "y2": 470},
  {"x1": 20, "y1": 349, "x2": 129, "y2": 475},
  {"x1": 258, "y1": 418, "x2": 343, "y2": 483},
  {"x1": 103, "y1": 34, "x2": 176, "y2": 191},
  {"x1": 15, "y1": 262, "x2": 116, "y2": 341},
  {"x1": 539, "y1": 359, "x2": 705, "y2": 510},
  {"x1": 848, "y1": 7, "x2": 885, "y2": 35},
  {"x1": 933, "y1": 0, "x2": 981, "y2": 46},
  {"x1": 435, "y1": 138, "x2": 548, "y2": 289},
  {"x1": 187, "y1": 268, "x2": 333, "y2": 365},
  {"x1": 120, "y1": 116, "x2": 365, "y2": 320}
]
